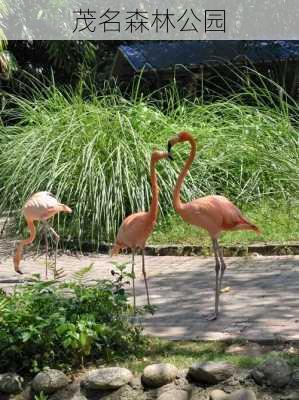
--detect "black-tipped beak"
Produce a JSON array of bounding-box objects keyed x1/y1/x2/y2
[
  {"x1": 167, "y1": 141, "x2": 174, "y2": 160},
  {"x1": 167, "y1": 152, "x2": 174, "y2": 161}
]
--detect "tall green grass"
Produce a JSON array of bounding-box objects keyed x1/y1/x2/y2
[{"x1": 0, "y1": 74, "x2": 298, "y2": 246}]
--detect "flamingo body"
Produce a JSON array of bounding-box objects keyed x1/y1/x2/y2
[
  {"x1": 112, "y1": 150, "x2": 169, "y2": 255},
  {"x1": 13, "y1": 192, "x2": 72, "y2": 274},
  {"x1": 113, "y1": 211, "x2": 155, "y2": 252},
  {"x1": 22, "y1": 192, "x2": 71, "y2": 221},
  {"x1": 179, "y1": 195, "x2": 259, "y2": 239}
]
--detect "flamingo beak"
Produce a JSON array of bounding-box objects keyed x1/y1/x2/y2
[{"x1": 167, "y1": 141, "x2": 174, "y2": 160}]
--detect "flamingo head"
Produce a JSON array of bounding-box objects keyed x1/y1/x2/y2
[
  {"x1": 151, "y1": 149, "x2": 173, "y2": 162},
  {"x1": 167, "y1": 131, "x2": 194, "y2": 158}
]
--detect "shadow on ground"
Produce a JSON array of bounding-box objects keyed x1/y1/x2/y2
[{"x1": 133, "y1": 255, "x2": 299, "y2": 341}]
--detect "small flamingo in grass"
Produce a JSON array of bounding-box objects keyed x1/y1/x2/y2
[
  {"x1": 111, "y1": 150, "x2": 171, "y2": 312},
  {"x1": 13, "y1": 191, "x2": 72, "y2": 275},
  {"x1": 167, "y1": 131, "x2": 260, "y2": 320}
]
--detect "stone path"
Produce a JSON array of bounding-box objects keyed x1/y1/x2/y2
[{"x1": 1, "y1": 236, "x2": 299, "y2": 342}]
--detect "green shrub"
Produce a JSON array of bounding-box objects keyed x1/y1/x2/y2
[
  {"x1": 0, "y1": 76, "x2": 298, "y2": 246},
  {"x1": 0, "y1": 265, "x2": 146, "y2": 373}
]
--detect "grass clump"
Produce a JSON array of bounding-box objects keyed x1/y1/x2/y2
[
  {"x1": 0, "y1": 76, "x2": 298, "y2": 247},
  {"x1": 0, "y1": 265, "x2": 146, "y2": 373},
  {"x1": 112, "y1": 338, "x2": 299, "y2": 373}
]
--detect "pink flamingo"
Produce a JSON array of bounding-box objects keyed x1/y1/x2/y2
[
  {"x1": 168, "y1": 131, "x2": 260, "y2": 320},
  {"x1": 112, "y1": 150, "x2": 171, "y2": 311},
  {"x1": 13, "y1": 191, "x2": 72, "y2": 275}
]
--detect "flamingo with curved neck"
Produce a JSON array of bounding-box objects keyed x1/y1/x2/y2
[
  {"x1": 168, "y1": 131, "x2": 260, "y2": 320},
  {"x1": 112, "y1": 149, "x2": 170, "y2": 312}
]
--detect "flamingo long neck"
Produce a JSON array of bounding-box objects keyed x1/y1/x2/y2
[
  {"x1": 173, "y1": 137, "x2": 196, "y2": 213},
  {"x1": 14, "y1": 219, "x2": 36, "y2": 273},
  {"x1": 149, "y1": 159, "x2": 159, "y2": 222}
]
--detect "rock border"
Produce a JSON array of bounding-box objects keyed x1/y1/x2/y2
[
  {"x1": 61, "y1": 240, "x2": 299, "y2": 256},
  {"x1": 4, "y1": 356, "x2": 299, "y2": 400}
]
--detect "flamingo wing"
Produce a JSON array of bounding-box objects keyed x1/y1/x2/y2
[
  {"x1": 115, "y1": 212, "x2": 154, "y2": 249},
  {"x1": 180, "y1": 195, "x2": 257, "y2": 237}
]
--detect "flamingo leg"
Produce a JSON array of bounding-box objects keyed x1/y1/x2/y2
[
  {"x1": 43, "y1": 221, "x2": 60, "y2": 241},
  {"x1": 205, "y1": 239, "x2": 221, "y2": 321},
  {"x1": 43, "y1": 221, "x2": 60, "y2": 279},
  {"x1": 51, "y1": 227, "x2": 59, "y2": 280},
  {"x1": 213, "y1": 239, "x2": 221, "y2": 318},
  {"x1": 42, "y1": 222, "x2": 49, "y2": 279},
  {"x1": 54, "y1": 239, "x2": 59, "y2": 279},
  {"x1": 218, "y1": 245, "x2": 227, "y2": 293},
  {"x1": 211, "y1": 238, "x2": 229, "y2": 320},
  {"x1": 131, "y1": 249, "x2": 136, "y2": 314},
  {"x1": 141, "y1": 249, "x2": 151, "y2": 306}
]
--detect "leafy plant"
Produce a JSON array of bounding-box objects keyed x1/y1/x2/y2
[
  {"x1": 0, "y1": 264, "x2": 146, "y2": 373},
  {"x1": 72, "y1": 263, "x2": 94, "y2": 284},
  {"x1": 34, "y1": 392, "x2": 48, "y2": 400},
  {"x1": 110, "y1": 261, "x2": 132, "y2": 296}
]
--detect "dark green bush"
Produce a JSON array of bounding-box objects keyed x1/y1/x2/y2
[{"x1": 0, "y1": 265, "x2": 145, "y2": 373}]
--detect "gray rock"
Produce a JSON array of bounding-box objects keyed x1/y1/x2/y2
[
  {"x1": 0, "y1": 373, "x2": 23, "y2": 394},
  {"x1": 222, "y1": 375, "x2": 242, "y2": 389},
  {"x1": 225, "y1": 343, "x2": 265, "y2": 357},
  {"x1": 32, "y1": 369, "x2": 69, "y2": 394},
  {"x1": 149, "y1": 379, "x2": 198, "y2": 400},
  {"x1": 129, "y1": 374, "x2": 143, "y2": 391},
  {"x1": 175, "y1": 369, "x2": 189, "y2": 388},
  {"x1": 51, "y1": 393, "x2": 87, "y2": 400},
  {"x1": 158, "y1": 389, "x2": 189, "y2": 400},
  {"x1": 142, "y1": 363, "x2": 178, "y2": 388},
  {"x1": 146, "y1": 383, "x2": 178, "y2": 400},
  {"x1": 279, "y1": 393, "x2": 299, "y2": 400},
  {"x1": 9, "y1": 386, "x2": 31, "y2": 400},
  {"x1": 210, "y1": 389, "x2": 228, "y2": 400},
  {"x1": 290, "y1": 368, "x2": 299, "y2": 387},
  {"x1": 100, "y1": 384, "x2": 145, "y2": 400},
  {"x1": 188, "y1": 362, "x2": 235, "y2": 384},
  {"x1": 81, "y1": 368, "x2": 133, "y2": 391},
  {"x1": 227, "y1": 389, "x2": 256, "y2": 400},
  {"x1": 156, "y1": 382, "x2": 176, "y2": 395},
  {"x1": 236, "y1": 371, "x2": 252, "y2": 385},
  {"x1": 252, "y1": 357, "x2": 291, "y2": 388},
  {"x1": 145, "y1": 388, "x2": 159, "y2": 400},
  {"x1": 49, "y1": 382, "x2": 87, "y2": 400}
]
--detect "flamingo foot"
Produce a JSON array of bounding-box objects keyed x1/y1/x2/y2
[
  {"x1": 202, "y1": 312, "x2": 218, "y2": 321},
  {"x1": 13, "y1": 257, "x2": 23, "y2": 274},
  {"x1": 16, "y1": 269, "x2": 23, "y2": 275},
  {"x1": 220, "y1": 286, "x2": 231, "y2": 293}
]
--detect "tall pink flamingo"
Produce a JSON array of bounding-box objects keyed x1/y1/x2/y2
[
  {"x1": 112, "y1": 150, "x2": 171, "y2": 311},
  {"x1": 13, "y1": 192, "x2": 72, "y2": 275},
  {"x1": 168, "y1": 131, "x2": 260, "y2": 320}
]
